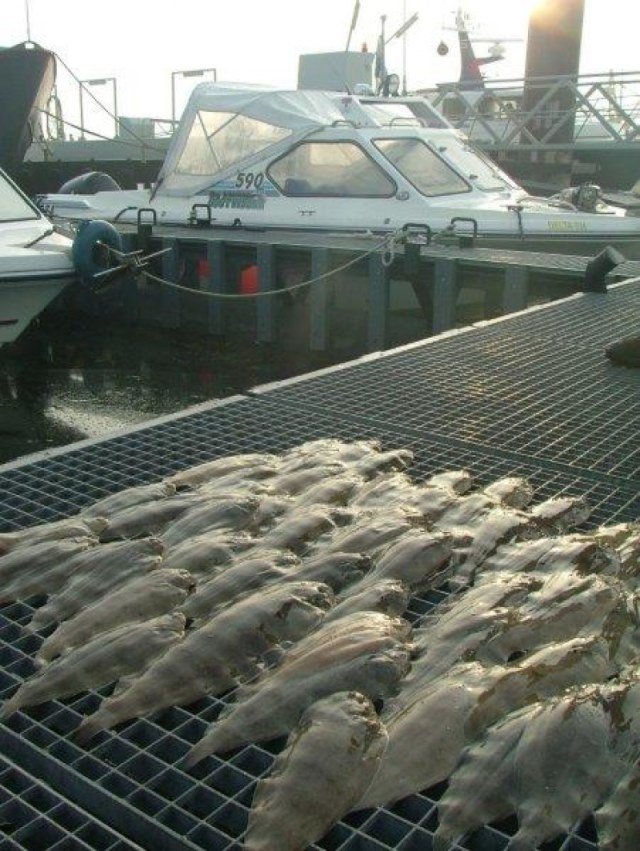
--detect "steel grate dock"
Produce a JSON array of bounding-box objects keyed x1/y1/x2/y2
[{"x1": 1, "y1": 280, "x2": 639, "y2": 850}]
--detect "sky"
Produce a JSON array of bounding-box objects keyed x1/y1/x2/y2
[{"x1": 3, "y1": 0, "x2": 638, "y2": 136}]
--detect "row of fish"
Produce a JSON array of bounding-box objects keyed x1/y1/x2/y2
[{"x1": 0, "y1": 439, "x2": 639, "y2": 849}]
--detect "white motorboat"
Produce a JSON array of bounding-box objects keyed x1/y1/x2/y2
[
  {"x1": 0, "y1": 167, "x2": 75, "y2": 345},
  {"x1": 40, "y1": 83, "x2": 640, "y2": 258}
]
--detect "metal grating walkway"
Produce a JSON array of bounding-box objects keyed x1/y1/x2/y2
[{"x1": 1, "y1": 280, "x2": 639, "y2": 850}]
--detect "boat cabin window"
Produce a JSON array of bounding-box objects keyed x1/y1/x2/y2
[
  {"x1": 373, "y1": 138, "x2": 470, "y2": 197},
  {"x1": 0, "y1": 171, "x2": 39, "y2": 222},
  {"x1": 438, "y1": 136, "x2": 517, "y2": 191},
  {"x1": 176, "y1": 110, "x2": 291, "y2": 176},
  {"x1": 268, "y1": 141, "x2": 396, "y2": 197}
]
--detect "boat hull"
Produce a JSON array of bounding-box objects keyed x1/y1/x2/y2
[{"x1": 0, "y1": 273, "x2": 72, "y2": 345}]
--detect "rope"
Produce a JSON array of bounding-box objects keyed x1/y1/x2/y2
[
  {"x1": 53, "y1": 53, "x2": 171, "y2": 153},
  {"x1": 36, "y1": 109, "x2": 167, "y2": 154},
  {"x1": 138, "y1": 231, "x2": 404, "y2": 300}
]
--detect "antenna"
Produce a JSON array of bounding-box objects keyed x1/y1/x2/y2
[
  {"x1": 25, "y1": 0, "x2": 32, "y2": 41},
  {"x1": 345, "y1": 0, "x2": 361, "y2": 51}
]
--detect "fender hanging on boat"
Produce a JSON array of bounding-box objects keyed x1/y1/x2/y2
[{"x1": 72, "y1": 219, "x2": 123, "y2": 284}]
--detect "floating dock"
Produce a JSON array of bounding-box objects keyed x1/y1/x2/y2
[
  {"x1": 88, "y1": 223, "x2": 640, "y2": 353},
  {"x1": 1, "y1": 279, "x2": 640, "y2": 850}
]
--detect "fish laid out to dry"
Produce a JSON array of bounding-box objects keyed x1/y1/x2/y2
[
  {"x1": 365, "y1": 532, "x2": 453, "y2": 590},
  {"x1": 179, "y1": 551, "x2": 299, "y2": 623},
  {"x1": 327, "y1": 508, "x2": 419, "y2": 554},
  {"x1": 100, "y1": 495, "x2": 203, "y2": 541},
  {"x1": 184, "y1": 613, "x2": 412, "y2": 765},
  {"x1": 482, "y1": 476, "x2": 534, "y2": 509},
  {"x1": 38, "y1": 568, "x2": 196, "y2": 663},
  {"x1": 81, "y1": 481, "x2": 176, "y2": 519},
  {"x1": 26, "y1": 538, "x2": 164, "y2": 633},
  {"x1": 245, "y1": 692, "x2": 388, "y2": 851},
  {"x1": 0, "y1": 612, "x2": 186, "y2": 720},
  {"x1": 434, "y1": 677, "x2": 640, "y2": 850},
  {"x1": 357, "y1": 636, "x2": 612, "y2": 811},
  {"x1": 76, "y1": 581, "x2": 333, "y2": 743},
  {"x1": 0, "y1": 516, "x2": 107, "y2": 556},
  {"x1": 426, "y1": 469, "x2": 473, "y2": 495},
  {"x1": 326, "y1": 579, "x2": 409, "y2": 622},
  {"x1": 0, "y1": 537, "x2": 98, "y2": 602},
  {"x1": 291, "y1": 474, "x2": 362, "y2": 510},
  {"x1": 165, "y1": 453, "x2": 279, "y2": 489},
  {"x1": 261, "y1": 508, "x2": 336, "y2": 552},
  {"x1": 161, "y1": 532, "x2": 248, "y2": 577},
  {"x1": 293, "y1": 551, "x2": 372, "y2": 592},
  {"x1": 161, "y1": 496, "x2": 260, "y2": 547},
  {"x1": 596, "y1": 758, "x2": 640, "y2": 851}
]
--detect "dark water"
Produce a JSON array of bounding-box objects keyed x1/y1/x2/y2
[{"x1": 0, "y1": 310, "x2": 335, "y2": 465}]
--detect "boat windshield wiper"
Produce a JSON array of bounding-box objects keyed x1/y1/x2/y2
[{"x1": 23, "y1": 227, "x2": 55, "y2": 248}]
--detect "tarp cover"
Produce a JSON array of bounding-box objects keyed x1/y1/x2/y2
[{"x1": 158, "y1": 83, "x2": 357, "y2": 196}]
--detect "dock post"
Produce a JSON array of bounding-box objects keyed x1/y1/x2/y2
[
  {"x1": 161, "y1": 238, "x2": 180, "y2": 328},
  {"x1": 432, "y1": 258, "x2": 457, "y2": 332},
  {"x1": 206, "y1": 242, "x2": 226, "y2": 335},
  {"x1": 309, "y1": 248, "x2": 330, "y2": 352},
  {"x1": 503, "y1": 266, "x2": 529, "y2": 314},
  {"x1": 367, "y1": 253, "x2": 389, "y2": 352},
  {"x1": 256, "y1": 244, "x2": 277, "y2": 343}
]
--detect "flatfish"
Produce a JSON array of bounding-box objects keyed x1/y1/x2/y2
[
  {"x1": 280, "y1": 439, "x2": 381, "y2": 468},
  {"x1": 165, "y1": 453, "x2": 279, "y2": 488},
  {"x1": 261, "y1": 508, "x2": 336, "y2": 552},
  {"x1": 179, "y1": 552, "x2": 299, "y2": 622},
  {"x1": 326, "y1": 580, "x2": 409, "y2": 622},
  {"x1": 245, "y1": 692, "x2": 388, "y2": 851},
  {"x1": 0, "y1": 612, "x2": 186, "y2": 720},
  {"x1": 529, "y1": 495, "x2": 591, "y2": 531},
  {"x1": 480, "y1": 535, "x2": 617, "y2": 577},
  {"x1": 0, "y1": 517, "x2": 106, "y2": 555},
  {"x1": 365, "y1": 532, "x2": 453, "y2": 589},
  {"x1": 81, "y1": 481, "x2": 176, "y2": 519},
  {"x1": 356, "y1": 635, "x2": 612, "y2": 811},
  {"x1": 426, "y1": 469, "x2": 473, "y2": 495},
  {"x1": 183, "y1": 613, "x2": 412, "y2": 764},
  {"x1": 267, "y1": 464, "x2": 347, "y2": 497},
  {"x1": 75, "y1": 582, "x2": 334, "y2": 743},
  {"x1": 434, "y1": 678, "x2": 640, "y2": 850},
  {"x1": 294, "y1": 551, "x2": 372, "y2": 592},
  {"x1": 596, "y1": 759, "x2": 640, "y2": 851},
  {"x1": 162, "y1": 532, "x2": 247, "y2": 577},
  {"x1": 349, "y1": 473, "x2": 417, "y2": 510},
  {"x1": 482, "y1": 477, "x2": 533, "y2": 509},
  {"x1": 100, "y1": 495, "x2": 202, "y2": 541},
  {"x1": 0, "y1": 537, "x2": 97, "y2": 602},
  {"x1": 291, "y1": 475, "x2": 362, "y2": 509},
  {"x1": 26, "y1": 538, "x2": 164, "y2": 632},
  {"x1": 38, "y1": 568, "x2": 195, "y2": 663},
  {"x1": 327, "y1": 509, "x2": 419, "y2": 554},
  {"x1": 354, "y1": 448, "x2": 413, "y2": 478},
  {"x1": 161, "y1": 496, "x2": 259, "y2": 547}
]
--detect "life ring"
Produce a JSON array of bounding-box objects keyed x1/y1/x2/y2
[{"x1": 72, "y1": 220, "x2": 123, "y2": 284}]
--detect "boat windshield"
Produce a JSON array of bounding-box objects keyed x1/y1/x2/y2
[
  {"x1": 176, "y1": 109, "x2": 291, "y2": 176},
  {"x1": 436, "y1": 136, "x2": 518, "y2": 191},
  {"x1": 373, "y1": 138, "x2": 470, "y2": 197},
  {"x1": 0, "y1": 171, "x2": 39, "y2": 222}
]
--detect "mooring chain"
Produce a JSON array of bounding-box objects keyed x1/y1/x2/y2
[{"x1": 101, "y1": 230, "x2": 407, "y2": 300}]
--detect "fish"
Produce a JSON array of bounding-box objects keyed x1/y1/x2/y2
[
  {"x1": 100, "y1": 495, "x2": 203, "y2": 541},
  {"x1": 327, "y1": 509, "x2": 419, "y2": 554},
  {"x1": 165, "y1": 453, "x2": 279, "y2": 488},
  {"x1": 432, "y1": 493, "x2": 497, "y2": 542},
  {"x1": 179, "y1": 551, "x2": 300, "y2": 623},
  {"x1": 365, "y1": 532, "x2": 453, "y2": 590},
  {"x1": 261, "y1": 508, "x2": 336, "y2": 552},
  {"x1": 0, "y1": 612, "x2": 186, "y2": 720},
  {"x1": 183, "y1": 613, "x2": 412, "y2": 764},
  {"x1": 426, "y1": 469, "x2": 473, "y2": 495},
  {"x1": 0, "y1": 537, "x2": 97, "y2": 602},
  {"x1": 326, "y1": 579, "x2": 410, "y2": 622},
  {"x1": 81, "y1": 481, "x2": 176, "y2": 519},
  {"x1": 480, "y1": 535, "x2": 618, "y2": 577},
  {"x1": 249, "y1": 495, "x2": 295, "y2": 532},
  {"x1": 294, "y1": 551, "x2": 372, "y2": 592},
  {"x1": 161, "y1": 532, "x2": 247, "y2": 577},
  {"x1": 266, "y1": 464, "x2": 348, "y2": 497},
  {"x1": 0, "y1": 517, "x2": 107, "y2": 556},
  {"x1": 596, "y1": 759, "x2": 640, "y2": 851},
  {"x1": 37, "y1": 568, "x2": 196, "y2": 663},
  {"x1": 245, "y1": 692, "x2": 388, "y2": 851},
  {"x1": 291, "y1": 474, "x2": 362, "y2": 509},
  {"x1": 281, "y1": 439, "x2": 382, "y2": 466},
  {"x1": 26, "y1": 538, "x2": 164, "y2": 633},
  {"x1": 434, "y1": 678, "x2": 640, "y2": 851},
  {"x1": 357, "y1": 636, "x2": 612, "y2": 812},
  {"x1": 452, "y1": 508, "x2": 535, "y2": 585},
  {"x1": 349, "y1": 473, "x2": 417, "y2": 510},
  {"x1": 161, "y1": 496, "x2": 259, "y2": 547},
  {"x1": 483, "y1": 477, "x2": 534, "y2": 509},
  {"x1": 529, "y1": 495, "x2": 591, "y2": 531},
  {"x1": 75, "y1": 582, "x2": 334, "y2": 743},
  {"x1": 354, "y1": 449, "x2": 413, "y2": 478}
]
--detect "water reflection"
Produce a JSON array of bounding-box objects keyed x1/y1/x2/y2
[{"x1": 0, "y1": 312, "x2": 330, "y2": 464}]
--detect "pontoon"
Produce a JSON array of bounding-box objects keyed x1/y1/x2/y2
[
  {"x1": 0, "y1": 167, "x2": 74, "y2": 345},
  {"x1": 40, "y1": 83, "x2": 640, "y2": 258}
]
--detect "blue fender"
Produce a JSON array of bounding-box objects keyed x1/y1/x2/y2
[{"x1": 72, "y1": 220, "x2": 123, "y2": 283}]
